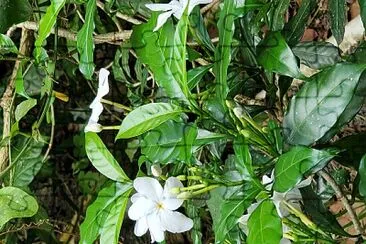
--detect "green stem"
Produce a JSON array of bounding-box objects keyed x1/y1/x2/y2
[
  {"x1": 101, "y1": 98, "x2": 132, "y2": 112},
  {"x1": 102, "y1": 125, "x2": 120, "y2": 130}
]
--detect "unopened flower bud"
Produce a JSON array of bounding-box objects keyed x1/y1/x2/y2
[
  {"x1": 170, "y1": 187, "x2": 181, "y2": 195},
  {"x1": 151, "y1": 164, "x2": 162, "y2": 177},
  {"x1": 177, "y1": 192, "x2": 192, "y2": 199},
  {"x1": 85, "y1": 122, "x2": 103, "y2": 133}
]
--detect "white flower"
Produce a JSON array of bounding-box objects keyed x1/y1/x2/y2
[
  {"x1": 146, "y1": 0, "x2": 212, "y2": 31},
  {"x1": 128, "y1": 177, "x2": 193, "y2": 243},
  {"x1": 84, "y1": 68, "x2": 110, "y2": 132}
]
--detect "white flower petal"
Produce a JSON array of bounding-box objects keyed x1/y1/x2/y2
[
  {"x1": 128, "y1": 197, "x2": 155, "y2": 220},
  {"x1": 97, "y1": 68, "x2": 110, "y2": 98},
  {"x1": 89, "y1": 101, "x2": 103, "y2": 122},
  {"x1": 162, "y1": 177, "x2": 183, "y2": 210},
  {"x1": 188, "y1": 0, "x2": 211, "y2": 13},
  {"x1": 154, "y1": 10, "x2": 174, "y2": 31},
  {"x1": 160, "y1": 209, "x2": 193, "y2": 233},
  {"x1": 147, "y1": 212, "x2": 165, "y2": 243},
  {"x1": 134, "y1": 177, "x2": 164, "y2": 202},
  {"x1": 134, "y1": 216, "x2": 149, "y2": 236},
  {"x1": 131, "y1": 193, "x2": 145, "y2": 203},
  {"x1": 296, "y1": 177, "x2": 312, "y2": 188},
  {"x1": 84, "y1": 121, "x2": 102, "y2": 133},
  {"x1": 272, "y1": 191, "x2": 287, "y2": 217},
  {"x1": 145, "y1": 3, "x2": 174, "y2": 11}
]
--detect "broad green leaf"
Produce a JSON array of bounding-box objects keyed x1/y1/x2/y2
[
  {"x1": 0, "y1": 34, "x2": 17, "y2": 54},
  {"x1": 274, "y1": 146, "x2": 336, "y2": 192},
  {"x1": 77, "y1": 0, "x2": 96, "y2": 79},
  {"x1": 15, "y1": 98, "x2": 37, "y2": 121},
  {"x1": 359, "y1": 154, "x2": 366, "y2": 197},
  {"x1": 257, "y1": 32, "x2": 301, "y2": 78},
  {"x1": 214, "y1": 0, "x2": 235, "y2": 103},
  {"x1": 11, "y1": 138, "x2": 45, "y2": 187},
  {"x1": 331, "y1": 133, "x2": 366, "y2": 168},
  {"x1": 247, "y1": 200, "x2": 282, "y2": 244},
  {"x1": 0, "y1": 186, "x2": 38, "y2": 228},
  {"x1": 328, "y1": 0, "x2": 346, "y2": 44},
  {"x1": 283, "y1": 0, "x2": 317, "y2": 45},
  {"x1": 0, "y1": 0, "x2": 32, "y2": 33},
  {"x1": 142, "y1": 120, "x2": 197, "y2": 164},
  {"x1": 34, "y1": 0, "x2": 66, "y2": 61},
  {"x1": 269, "y1": 0, "x2": 290, "y2": 31},
  {"x1": 234, "y1": 136, "x2": 254, "y2": 177},
  {"x1": 116, "y1": 103, "x2": 184, "y2": 139},
  {"x1": 300, "y1": 186, "x2": 355, "y2": 237},
  {"x1": 360, "y1": 0, "x2": 366, "y2": 27},
  {"x1": 85, "y1": 132, "x2": 130, "y2": 182},
  {"x1": 283, "y1": 63, "x2": 366, "y2": 146},
  {"x1": 79, "y1": 182, "x2": 132, "y2": 244},
  {"x1": 187, "y1": 64, "x2": 213, "y2": 90},
  {"x1": 131, "y1": 13, "x2": 188, "y2": 103},
  {"x1": 292, "y1": 42, "x2": 340, "y2": 69}
]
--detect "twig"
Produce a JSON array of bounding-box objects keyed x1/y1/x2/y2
[
  {"x1": 16, "y1": 21, "x2": 132, "y2": 44},
  {"x1": 96, "y1": 0, "x2": 142, "y2": 25},
  {"x1": 318, "y1": 170, "x2": 364, "y2": 235},
  {"x1": 201, "y1": 0, "x2": 220, "y2": 14},
  {"x1": 0, "y1": 28, "x2": 32, "y2": 172}
]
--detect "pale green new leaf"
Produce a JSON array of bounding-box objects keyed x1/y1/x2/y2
[
  {"x1": 77, "y1": 0, "x2": 96, "y2": 79},
  {"x1": 15, "y1": 98, "x2": 37, "y2": 121},
  {"x1": 116, "y1": 103, "x2": 184, "y2": 139},
  {"x1": 0, "y1": 187, "x2": 38, "y2": 229},
  {"x1": 85, "y1": 132, "x2": 130, "y2": 182},
  {"x1": 34, "y1": 0, "x2": 67, "y2": 61},
  {"x1": 274, "y1": 146, "x2": 336, "y2": 192},
  {"x1": 247, "y1": 200, "x2": 282, "y2": 244},
  {"x1": 79, "y1": 182, "x2": 132, "y2": 244}
]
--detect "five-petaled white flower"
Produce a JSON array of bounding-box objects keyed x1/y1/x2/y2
[
  {"x1": 146, "y1": 0, "x2": 212, "y2": 31},
  {"x1": 84, "y1": 68, "x2": 110, "y2": 133},
  {"x1": 128, "y1": 177, "x2": 193, "y2": 243}
]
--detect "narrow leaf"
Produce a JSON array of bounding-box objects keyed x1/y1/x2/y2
[
  {"x1": 269, "y1": 0, "x2": 290, "y2": 31},
  {"x1": 359, "y1": 154, "x2": 366, "y2": 197},
  {"x1": 15, "y1": 98, "x2": 37, "y2": 121},
  {"x1": 187, "y1": 64, "x2": 213, "y2": 90},
  {"x1": 360, "y1": 0, "x2": 366, "y2": 27},
  {"x1": 328, "y1": 0, "x2": 346, "y2": 44}
]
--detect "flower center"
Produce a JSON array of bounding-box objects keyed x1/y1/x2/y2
[{"x1": 156, "y1": 202, "x2": 164, "y2": 210}]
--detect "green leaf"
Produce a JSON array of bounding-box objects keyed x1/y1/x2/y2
[
  {"x1": 283, "y1": 63, "x2": 366, "y2": 146},
  {"x1": 131, "y1": 13, "x2": 188, "y2": 103},
  {"x1": 292, "y1": 42, "x2": 340, "y2": 69},
  {"x1": 331, "y1": 133, "x2": 366, "y2": 168},
  {"x1": 234, "y1": 136, "x2": 254, "y2": 177},
  {"x1": 11, "y1": 138, "x2": 45, "y2": 187},
  {"x1": 0, "y1": 0, "x2": 32, "y2": 33},
  {"x1": 187, "y1": 64, "x2": 213, "y2": 90},
  {"x1": 300, "y1": 186, "x2": 355, "y2": 237},
  {"x1": 283, "y1": 0, "x2": 317, "y2": 45},
  {"x1": 142, "y1": 120, "x2": 197, "y2": 164},
  {"x1": 214, "y1": 0, "x2": 235, "y2": 103},
  {"x1": 15, "y1": 98, "x2": 37, "y2": 121},
  {"x1": 257, "y1": 32, "x2": 302, "y2": 78},
  {"x1": 116, "y1": 103, "x2": 184, "y2": 139},
  {"x1": 15, "y1": 67, "x2": 31, "y2": 99},
  {"x1": 247, "y1": 200, "x2": 282, "y2": 244},
  {"x1": 359, "y1": 154, "x2": 366, "y2": 197},
  {"x1": 274, "y1": 146, "x2": 336, "y2": 192},
  {"x1": 268, "y1": 0, "x2": 290, "y2": 31},
  {"x1": 77, "y1": 0, "x2": 96, "y2": 79},
  {"x1": 328, "y1": 0, "x2": 346, "y2": 44},
  {"x1": 0, "y1": 34, "x2": 17, "y2": 54},
  {"x1": 359, "y1": 0, "x2": 366, "y2": 27},
  {"x1": 189, "y1": 6, "x2": 215, "y2": 53},
  {"x1": 79, "y1": 182, "x2": 132, "y2": 244},
  {"x1": 0, "y1": 186, "x2": 38, "y2": 229},
  {"x1": 34, "y1": 0, "x2": 66, "y2": 61},
  {"x1": 85, "y1": 132, "x2": 130, "y2": 182},
  {"x1": 186, "y1": 201, "x2": 203, "y2": 244}
]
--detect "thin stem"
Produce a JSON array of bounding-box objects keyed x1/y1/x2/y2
[
  {"x1": 102, "y1": 125, "x2": 120, "y2": 130},
  {"x1": 100, "y1": 98, "x2": 131, "y2": 112}
]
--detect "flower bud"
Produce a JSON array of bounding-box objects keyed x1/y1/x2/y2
[
  {"x1": 84, "y1": 122, "x2": 103, "y2": 133},
  {"x1": 170, "y1": 187, "x2": 181, "y2": 195},
  {"x1": 177, "y1": 191, "x2": 192, "y2": 199},
  {"x1": 151, "y1": 164, "x2": 162, "y2": 177}
]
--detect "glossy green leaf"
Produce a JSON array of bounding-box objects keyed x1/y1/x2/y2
[
  {"x1": 77, "y1": 0, "x2": 96, "y2": 79},
  {"x1": 15, "y1": 98, "x2": 37, "y2": 121},
  {"x1": 79, "y1": 182, "x2": 132, "y2": 244},
  {"x1": 247, "y1": 200, "x2": 282, "y2": 244},
  {"x1": 187, "y1": 64, "x2": 213, "y2": 90},
  {"x1": 283, "y1": 0, "x2": 317, "y2": 45},
  {"x1": 331, "y1": 133, "x2": 366, "y2": 168},
  {"x1": 292, "y1": 42, "x2": 340, "y2": 69},
  {"x1": 359, "y1": 154, "x2": 366, "y2": 197},
  {"x1": 195, "y1": 129, "x2": 229, "y2": 147},
  {"x1": 274, "y1": 146, "x2": 335, "y2": 192},
  {"x1": 214, "y1": 0, "x2": 235, "y2": 103},
  {"x1": 116, "y1": 103, "x2": 184, "y2": 139},
  {"x1": 11, "y1": 138, "x2": 45, "y2": 187},
  {"x1": 0, "y1": 186, "x2": 38, "y2": 228},
  {"x1": 85, "y1": 132, "x2": 130, "y2": 182},
  {"x1": 0, "y1": 0, "x2": 32, "y2": 33},
  {"x1": 257, "y1": 32, "x2": 301, "y2": 78},
  {"x1": 283, "y1": 63, "x2": 366, "y2": 146},
  {"x1": 34, "y1": 0, "x2": 66, "y2": 62},
  {"x1": 360, "y1": 0, "x2": 366, "y2": 27},
  {"x1": 0, "y1": 34, "x2": 17, "y2": 54},
  {"x1": 269, "y1": 0, "x2": 290, "y2": 31},
  {"x1": 328, "y1": 0, "x2": 346, "y2": 44},
  {"x1": 189, "y1": 6, "x2": 215, "y2": 53},
  {"x1": 234, "y1": 136, "x2": 254, "y2": 177},
  {"x1": 15, "y1": 67, "x2": 31, "y2": 99},
  {"x1": 131, "y1": 13, "x2": 188, "y2": 103},
  {"x1": 142, "y1": 120, "x2": 197, "y2": 164}
]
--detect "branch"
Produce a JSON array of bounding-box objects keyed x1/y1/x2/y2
[
  {"x1": 318, "y1": 170, "x2": 364, "y2": 235},
  {"x1": 16, "y1": 21, "x2": 132, "y2": 45}
]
